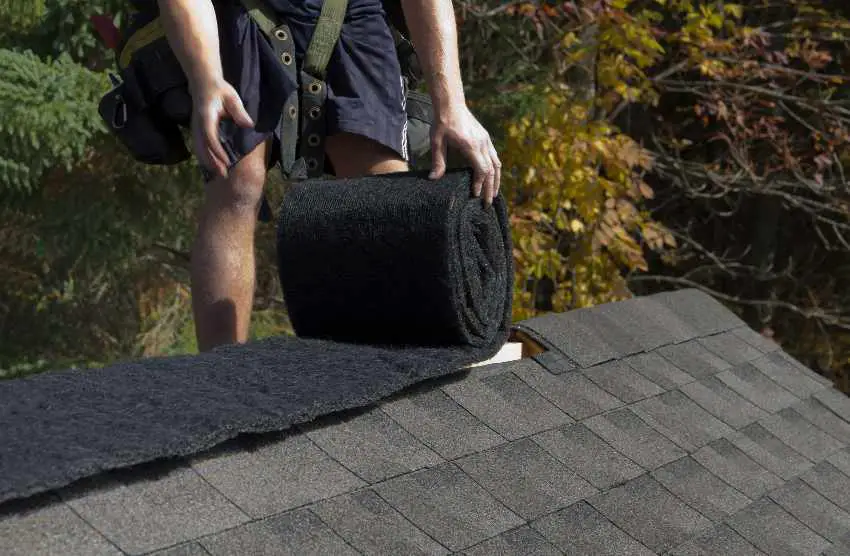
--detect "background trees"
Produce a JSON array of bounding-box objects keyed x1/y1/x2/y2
[{"x1": 1, "y1": 0, "x2": 848, "y2": 390}]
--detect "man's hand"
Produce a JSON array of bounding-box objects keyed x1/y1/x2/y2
[
  {"x1": 191, "y1": 80, "x2": 255, "y2": 179},
  {"x1": 399, "y1": 0, "x2": 501, "y2": 205},
  {"x1": 429, "y1": 106, "x2": 501, "y2": 206},
  {"x1": 158, "y1": 0, "x2": 255, "y2": 179}
]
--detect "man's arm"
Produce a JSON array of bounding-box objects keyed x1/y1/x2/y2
[
  {"x1": 157, "y1": 0, "x2": 254, "y2": 178},
  {"x1": 399, "y1": 0, "x2": 500, "y2": 203}
]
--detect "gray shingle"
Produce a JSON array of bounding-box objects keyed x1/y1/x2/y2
[
  {"x1": 533, "y1": 423, "x2": 644, "y2": 490},
  {"x1": 372, "y1": 463, "x2": 524, "y2": 551},
  {"x1": 585, "y1": 408, "x2": 686, "y2": 470},
  {"x1": 0, "y1": 499, "x2": 120, "y2": 556},
  {"x1": 692, "y1": 438, "x2": 783, "y2": 499},
  {"x1": 441, "y1": 371, "x2": 572, "y2": 440},
  {"x1": 731, "y1": 327, "x2": 780, "y2": 354},
  {"x1": 653, "y1": 288, "x2": 746, "y2": 336},
  {"x1": 61, "y1": 465, "x2": 247, "y2": 555},
  {"x1": 775, "y1": 350, "x2": 833, "y2": 386},
  {"x1": 627, "y1": 294, "x2": 701, "y2": 344},
  {"x1": 454, "y1": 438, "x2": 597, "y2": 520},
  {"x1": 531, "y1": 501, "x2": 654, "y2": 556},
  {"x1": 566, "y1": 307, "x2": 647, "y2": 361},
  {"x1": 730, "y1": 423, "x2": 813, "y2": 480},
  {"x1": 301, "y1": 407, "x2": 443, "y2": 483},
  {"x1": 680, "y1": 376, "x2": 769, "y2": 429},
  {"x1": 199, "y1": 508, "x2": 357, "y2": 556},
  {"x1": 750, "y1": 352, "x2": 827, "y2": 398},
  {"x1": 632, "y1": 391, "x2": 735, "y2": 452},
  {"x1": 727, "y1": 497, "x2": 831, "y2": 556},
  {"x1": 531, "y1": 350, "x2": 576, "y2": 375},
  {"x1": 147, "y1": 542, "x2": 210, "y2": 556},
  {"x1": 815, "y1": 388, "x2": 850, "y2": 423},
  {"x1": 793, "y1": 398, "x2": 850, "y2": 445},
  {"x1": 657, "y1": 341, "x2": 731, "y2": 379},
  {"x1": 594, "y1": 296, "x2": 696, "y2": 351},
  {"x1": 625, "y1": 351, "x2": 694, "y2": 390},
  {"x1": 716, "y1": 364, "x2": 800, "y2": 413},
  {"x1": 582, "y1": 360, "x2": 665, "y2": 403},
  {"x1": 828, "y1": 448, "x2": 850, "y2": 476},
  {"x1": 512, "y1": 310, "x2": 624, "y2": 368},
  {"x1": 668, "y1": 524, "x2": 765, "y2": 556},
  {"x1": 801, "y1": 462, "x2": 850, "y2": 513},
  {"x1": 651, "y1": 457, "x2": 751, "y2": 521},
  {"x1": 588, "y1": 474, "x2": 713, "y2": 552},
  {"x1": 770, "y1": 478, "x2": 850, "y2": 544},
  {"x1": 190, "y1": 433, "x2": 365, "y2": 518},
  {"x1": 310, "y1": 489, "x2": 448, "y2": 555},
  {"x1": 759, "y1": 407, "x2": 844, "y2": 462},
  {"x1": 513, "y1": 362, "x2": 622, "y2": 420},
  {"x1": 823, "y1": 542, "x2": 850, "y2": 556},
  {"x1": 462, "y1": 525, "x2": 561, "y2": 556},
  {"x1": 698, "y1": 332, "x2": 764, "y2": 366},
  {"x1": 380, "y1": 386, "x2": 504, "y2": 460}
]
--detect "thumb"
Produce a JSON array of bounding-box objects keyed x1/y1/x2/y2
[
  {"x1": 429, "y1": 129, "x2": 447, "y2": 180},
  {"x1": 223, "y1": 90, "x2": 254, "y2": 129}
]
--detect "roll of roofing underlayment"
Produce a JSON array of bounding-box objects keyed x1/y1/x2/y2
[
  {"x1": 0, "y1": 168, "x2": 515, "y2": 505},
  {"x1": 277, "y1": 167, "x2": 513, "y2": 347}
]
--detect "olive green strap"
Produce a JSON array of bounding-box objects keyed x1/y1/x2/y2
[
  {"x1": 240, "y1": 0, "x2": 278, "y2": 35},
  {"x1": 303, "y1": 0, "x2": 349, "y2": 78}
]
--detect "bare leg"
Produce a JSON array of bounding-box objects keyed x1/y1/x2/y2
[
  {"x1": 191, "y1": 138, "x2": 271, "y2": 351},
  {"x1": 324, "y1": 131, "x2": 409, "y2": 177}
]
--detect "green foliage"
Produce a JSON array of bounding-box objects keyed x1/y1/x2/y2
[
  {"x1": 0, "y1": 49, "x2": 108, "y2": 194},
  {"x1": 0, "y1": 0, "x2": 45, "y2": 31},
  {"x1": 0, "y1": 0, "x2": 127, "y2": 64}
]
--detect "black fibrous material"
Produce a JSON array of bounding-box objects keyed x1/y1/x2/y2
[
  {"x1": 276, "y1": 167, "x2": 514, "y2": 347},
  {"x1": 0, "y1": 167, "x2": 513, "y2": 505}
]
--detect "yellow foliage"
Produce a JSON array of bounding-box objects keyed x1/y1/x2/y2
[{"x1": 502, "y1": 83, "x2": 673, "y2": 319}]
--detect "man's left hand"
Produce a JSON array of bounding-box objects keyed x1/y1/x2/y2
[{"x1": 429, "y1": 106, "x2": 501, "y2": 206}]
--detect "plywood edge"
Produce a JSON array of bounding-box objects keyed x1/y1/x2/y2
[
  {"x1": 467, "y1": 342, "x2": 524, "y2": 368},
  {"x1": 508, "y1": 328, "x2": 547, "y2": 358}
]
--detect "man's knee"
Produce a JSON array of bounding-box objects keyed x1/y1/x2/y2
[{"x1": 203, "y1": 142, "x2": 269, "y2": 216}]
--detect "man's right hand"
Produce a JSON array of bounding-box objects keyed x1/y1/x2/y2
[{"x1": 191, "y1": 80, "x2": 255, "y2": 180}]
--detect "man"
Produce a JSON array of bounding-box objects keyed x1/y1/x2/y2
[{"x1": 156, "y1": 0, "x2": 501, "y2": 351}]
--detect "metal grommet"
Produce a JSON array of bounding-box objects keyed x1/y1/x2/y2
[
  {"x1": 307, "y1": 158, "x2": 318, "y2": 170},
  {"x1": 287, "y1": 105, "x2": 297, "y2": 119},
  {"x1": 274, "y1": 28, "x2": 288, "y2": 41},
  {"x1": 307, "y1": 133, "x2": 321, "y2": 147},
  {"x1": 308, "y1": 106, "x2": 321, "y2": 120},
  {"x1": 281, "y1": 52, "x2": 292, "y2": 65},
  {"x1": 308, "y1": 81, "x2": 322, "y2": 94}
]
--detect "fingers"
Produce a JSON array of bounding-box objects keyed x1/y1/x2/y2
[
  {"x1": 429, "y1": 129, "x2": 447, "y2": 180},
  {"x1": 471, "y1": 146, "x2": 489, "y2": 201},
  {"x1": 489, "y1": 141, "x2": 501, "y2": 203},
  {"x1": 201, "y1": 103, "x2": 229, "y2": 178},
  {"x1": 472, "y1": 136, "x2": 499, "y2": 207},
  {"x1": 223, "y1": 90, "x2": 255, "y2": 129}
]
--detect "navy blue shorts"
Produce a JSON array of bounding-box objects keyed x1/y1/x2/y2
[{"x1": 209, "y1": 0, "x2": 409, "y2": 179}]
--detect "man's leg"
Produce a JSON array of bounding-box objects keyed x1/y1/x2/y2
[
  {"x1": 191, "y1": 138, "x2": 271, "y2": 352},
  {"x1": 325, "y1": 131, "x2": 409, "y2": 177}
]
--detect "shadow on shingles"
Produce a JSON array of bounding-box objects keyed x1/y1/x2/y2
[{"x1": 0, "y1": 491, "x2": 60, "y2": 518}]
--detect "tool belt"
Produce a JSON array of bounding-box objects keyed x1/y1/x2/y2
[{"x1": 98, "y1": 0, "x2": 433, "y2": 185}]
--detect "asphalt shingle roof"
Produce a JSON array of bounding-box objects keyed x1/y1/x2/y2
[{"x1": 3, "y1": 288, "x2": 850, "y2": 555}]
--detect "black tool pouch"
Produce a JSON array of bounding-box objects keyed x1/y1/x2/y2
[
  {"x1": 98, "y1": 73, "x2": 190, "y2": 165},
  {"x1": 98, "y1": 16, "x2": 193, "y2": 166},
  {"x1": 404, "y1": 90, "x2": 433, "y2": 170}
]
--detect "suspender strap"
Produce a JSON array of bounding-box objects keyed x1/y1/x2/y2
[
  {"x1": 240, "y1": 0, "x2": 278, "y2": 35},
  {"x1": 240, "y1": 0, "x2": 347, "y2": 182},
  {"x1": 303, "y1": 0, "x2": 349, "y2": 79}
]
